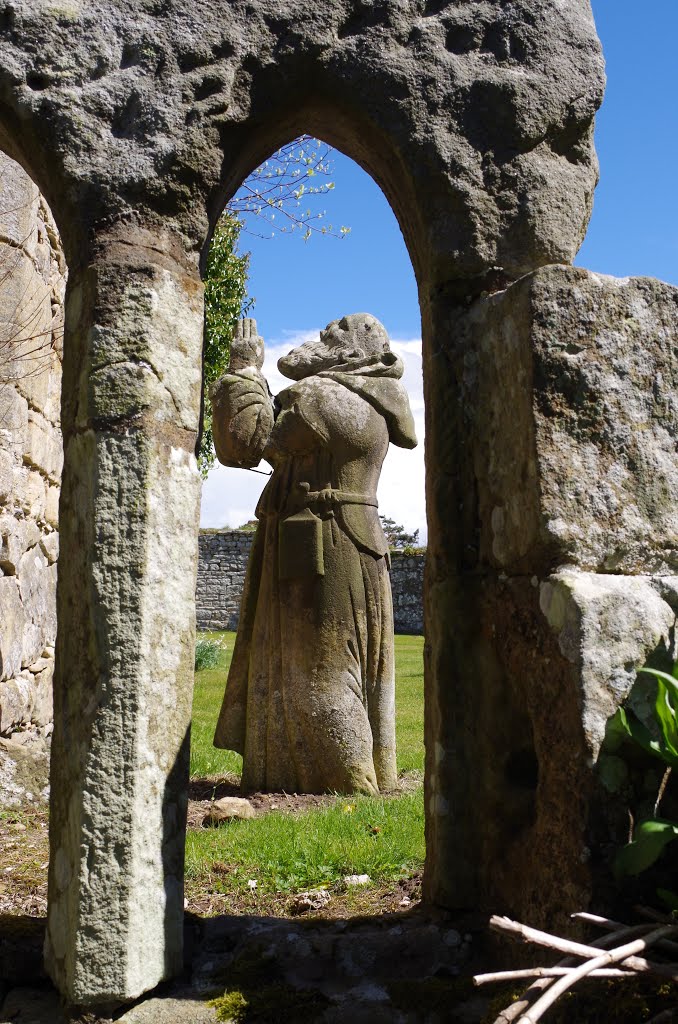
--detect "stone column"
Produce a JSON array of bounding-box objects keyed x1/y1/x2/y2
[
  {"x1": 424, "y1": 266, "x2": 678, "y2": 931},
  {"x1": 44, "y1": 224, "x2": 203, "y2": 1004}
]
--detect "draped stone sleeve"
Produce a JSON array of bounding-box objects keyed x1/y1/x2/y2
[{"x1": 210, "y1": 371, "x2": 275, "y2": 468}]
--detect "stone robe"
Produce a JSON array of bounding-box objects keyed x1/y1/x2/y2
[{"x1": 212, "y1": 355, "x2": 417, "y2": 794}]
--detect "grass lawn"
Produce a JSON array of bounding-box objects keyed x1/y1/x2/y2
[{"x1": 187, "y1": 632, "x2": 425, "y2": 912}]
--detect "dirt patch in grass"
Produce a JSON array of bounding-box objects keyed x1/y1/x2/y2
[
  {"x1": 187, "y1": 775, "x2": 338, "y2": 828},
  {"x1": 187, "y1": 770, "x2": 423, "y2": 829},
  {"x1": 185, "y1": 867, "x2": 422, "y2": 919},
  {"x1": 0, "y1": 807, "x2": 49, "y2": 918}
]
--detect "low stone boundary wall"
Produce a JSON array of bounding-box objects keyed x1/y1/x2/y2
[
  {"x1": 389, "y1": 550, "x2": 425, "y2": 635},
  {"x1": 196, "y1": 530, "x2": 254, "y2": 631},
  {"x1": 196, "y1": 529, "x2": 425, "y2": 634}
]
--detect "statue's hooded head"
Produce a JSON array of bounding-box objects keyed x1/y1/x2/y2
[{"x1": 278, "y1": 313, "x2": 391, "y2": 381}]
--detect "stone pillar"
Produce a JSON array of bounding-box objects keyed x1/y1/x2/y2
[
  {"x1": 44, "y1": 224, "x2": 203, "y2": 1004},
  {"x1": 424, "y1": 266, "x2": 678, "y2": 931}
]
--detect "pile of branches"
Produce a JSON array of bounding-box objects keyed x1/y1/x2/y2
[{"x1": 474, "y1": 910, "x2": 678, "y2": 1023}]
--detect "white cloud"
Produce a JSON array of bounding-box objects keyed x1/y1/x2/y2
[{"x1": 200, "y1": 332, "x2": 427, "y2": 541}]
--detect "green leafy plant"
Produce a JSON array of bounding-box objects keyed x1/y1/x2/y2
[
  {"x1": 195, "y1": 635, "x2": 225, "y2": 671},
  {"x1": 613, "y1": 665, "x2": 678, "y2": 881},
  {"x1": 200, "y1": 214, "x2": 253, "y2": 477}
]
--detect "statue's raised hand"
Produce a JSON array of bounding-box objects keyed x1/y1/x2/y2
[
  {"x1": 211, "y1": 317, "x2": 273, "y2": 468},
  {"x1": 229, "y1": 318, "x2": 265, "y2": 373}
]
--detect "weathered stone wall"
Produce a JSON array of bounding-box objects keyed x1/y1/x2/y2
[
  {"x1": 424, "y1": 266, "x2": 678, "y2": 928},
  {"x1": 196, "y1": 530, "x2": 253, "y2": 631},
  {"x1": 0, "y1": 153, "x2": 65, "y2": 747},
  {"x1": 389, "y1": 551, "x2": 425, "y2": 635},
  {"x1": 196, "y1": 530, "x2": 425, "y2": 635}
]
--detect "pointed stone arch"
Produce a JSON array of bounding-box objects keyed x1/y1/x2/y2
[{"x1": 0, "y1": 0, "x2": 626, "y2": 1008}]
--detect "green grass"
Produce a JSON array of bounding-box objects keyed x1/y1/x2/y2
[
  {"x1": 392, "y1": 633, "x2": 426, "y2": 774},
  {"x1": 188, "y1": 631, "x2": 425, "y2": 899},
  {"x1": 190, "y1": 631, "x2": 242, "y2": 778},
  {"x1": 185, "y1": 790, "x2": 424, "y2": 893}
]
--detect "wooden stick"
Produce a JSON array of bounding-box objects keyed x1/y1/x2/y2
[
  {"x1": 573, "y1": 911, "x2": 678, "y2": 958},
  {"x1": 474, "y1": 966, "x2": 634, "y2": 984},
  {"x1": 516, "y1": 925, "x2": 678, "y2": 1024},
  {"x1": 490, "y1": 915, "x2": 678, "y2": 978},
  {"x1": 572, "y1": 911, "x2": 630, "y2": 929},
  {"x1": 635, "y1": 905, "x2": 676, "y2": 925},
  {"x1": 655, "y1": 766, "x2": 672, "y2": 817},
  {"x1": 491, "y1": 921, "x2": 655, "y2": 1024}
]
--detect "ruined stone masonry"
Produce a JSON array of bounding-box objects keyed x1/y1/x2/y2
[
  {"x1": 3, "y1": 0, "x2": 673, "y2": 1010},
  {"x1": 389, "y1": 551, "x2": 425, "y2": 635},
  {"x1": 196, "y1": 530, "x2": 253, "y2": 632},
  {"x1": 0, "y1": 153, "x2": 65, "y2": 762},
  {"x1": 197, "y1": 529, "x2": 425, "y2": 635}
]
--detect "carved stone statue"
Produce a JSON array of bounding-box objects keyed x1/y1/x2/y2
[{"x1": 211, "y1": 314, "x2": 418, "y2": 794}]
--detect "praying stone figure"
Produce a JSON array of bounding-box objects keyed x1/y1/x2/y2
[{"x1": 211, "y1": 314, "x2": 417, "y2": 794}]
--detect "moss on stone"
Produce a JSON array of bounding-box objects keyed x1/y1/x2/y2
[
  {"x1": 210, "y1": 990, "x2": 248, "y2": 1022},
  {"x1": 210, "y1": 984, "x2": 328, "y2": 1023},
  {"x1": 208, "y1": 946, "x2": 330, "y2": 1022}
]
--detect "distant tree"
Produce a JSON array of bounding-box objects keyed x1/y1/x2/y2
[{"x1": 379, "y1": 515, "x2": 420, "y2": 551}]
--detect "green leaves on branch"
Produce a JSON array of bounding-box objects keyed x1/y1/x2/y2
[
  {"x1": 613, "y1": 666, "x2": 678, "y2": 880},
  {"x1": 200, "y1": 215, "x2": 252, "y2": 477},
  {"x1": 228, "y1": 136, "x2": 351, "y2": 242}
]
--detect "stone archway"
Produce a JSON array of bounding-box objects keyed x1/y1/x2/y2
[{"x1": 12, "y1": 1, "x2": 678, "y2": 1010}]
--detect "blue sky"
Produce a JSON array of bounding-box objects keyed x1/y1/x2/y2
[{"x1": 201, "y1": 0, "x2": 678, "y2": 536}]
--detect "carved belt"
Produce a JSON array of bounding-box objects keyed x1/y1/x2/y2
[
  {"x1": 296, "y1": 481, "x2": 378, "y2": 510},
  {"x1": 278, "y1": 484, "x2": 378, "y2": 581}
]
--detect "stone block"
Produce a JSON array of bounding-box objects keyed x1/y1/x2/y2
[
  {"x1": 424, "y1": 568, "x2": 677, "y2": 931},
  {"x1": 0, "y1": 515, "x2": 24, "y2": 574},
  {"x1": 0, "y1": 675, "x2": 34, "y2": 733},
  {"x1": 45, "y1": 485, "x2": 60, "y2": 527},
  {"x1": 0, "y1": 446, "x2": 13, "y2": 503},
  {"x1": 454, "y1": 267, "x2": 678, "y2": 575},
  {"x1": 21, "y1": 469, "x2": 46, "y2": 520},
  {"x1": 31, "y1": 660, "x2": 54, "y2": 727},
  {"x1": 0, "y1": 384, "x2": 29, "y2": 445},
  {"x1": 0, "y1": 575, "x2": 26, "y2": 681},
  {"x1": 0, "y1": 153, "x2": 39, "y2": 250},
  {"x1": 18, "y1": 548, "x2": 56, "y2": 667},
  {"x1": 540, "y1": 569, "x2": 677, "y2": 756},
  {"x1": 0, "y1": 244, "x2": 52, "y2": 361},
  {"x1": 13, "y1": 337, "x2": 62, "y2": 423},
  {"x1": 0, "y1": 737, "x2": 50, "y2": 808},
  {"x1": 24, "y1": 409, "x2": 63, "y2": 482},
  {"x1": 39, "y1": 530, "x2": 59, "y2": 564}
]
